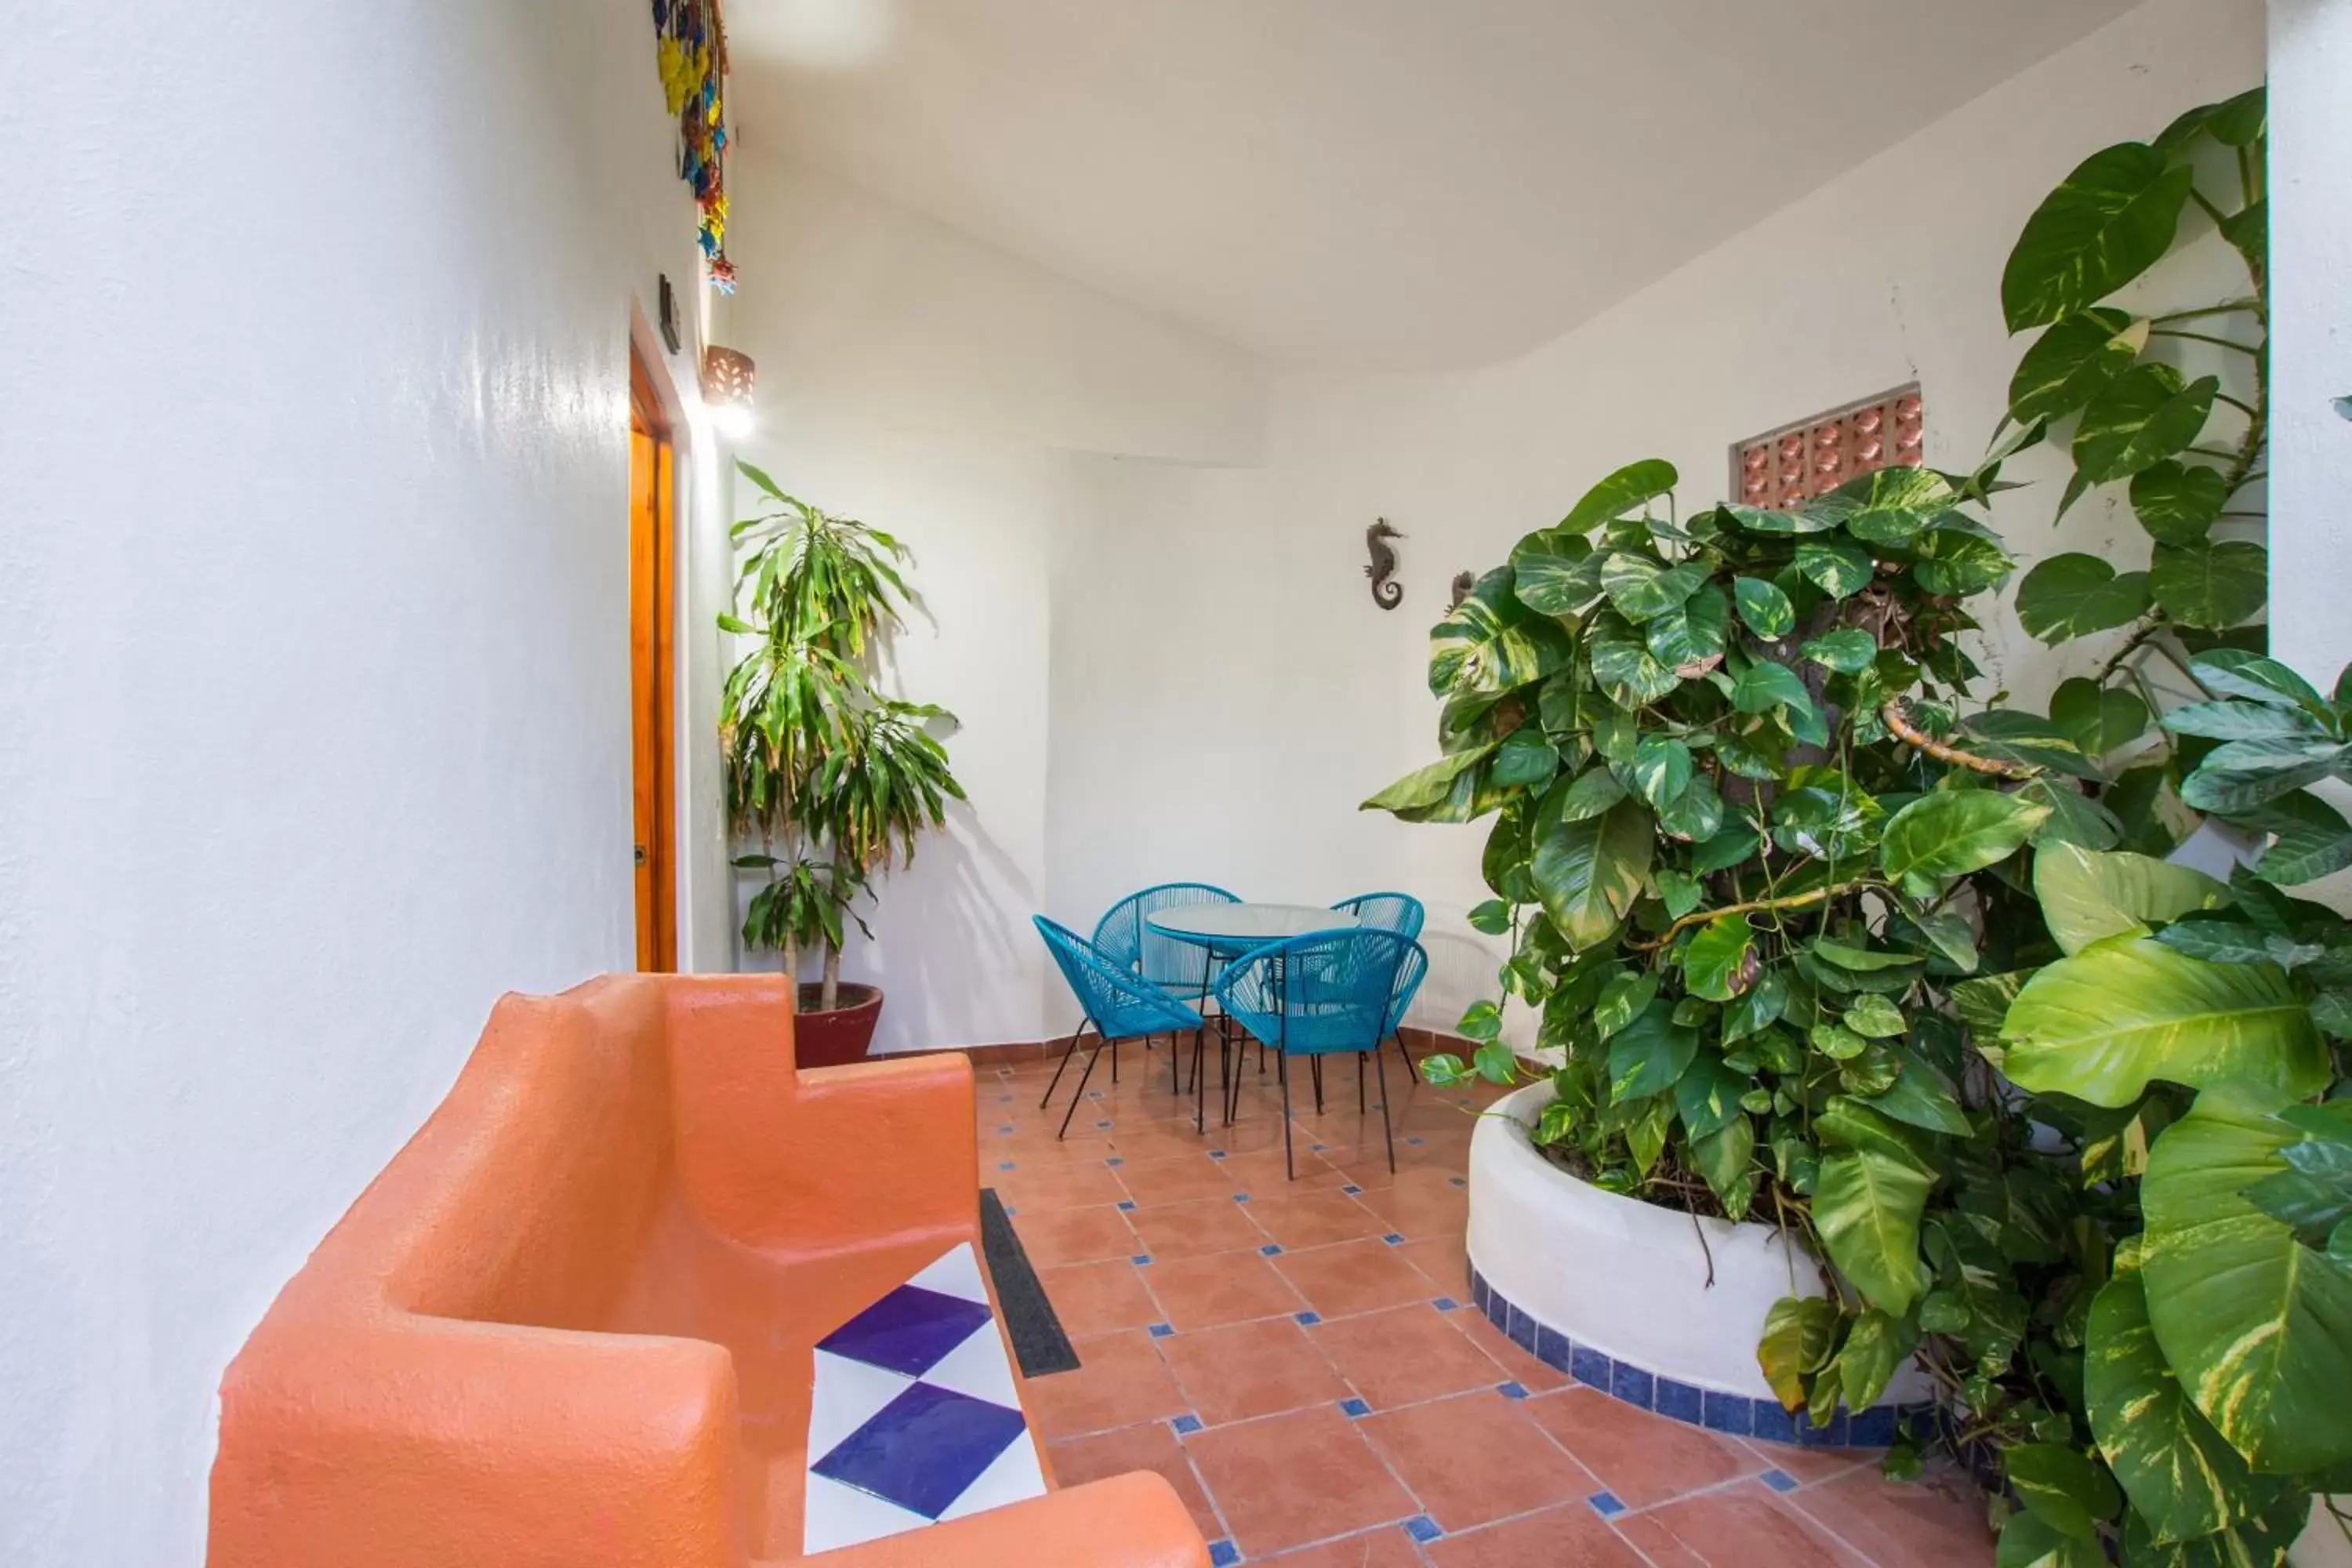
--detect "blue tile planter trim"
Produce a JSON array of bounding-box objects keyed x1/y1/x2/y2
[{"x1": 1468, "y1": 1264, "x2": 1919, "y2": 1449}]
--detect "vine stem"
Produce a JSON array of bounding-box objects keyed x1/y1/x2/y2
[
  {"x1": 2151, "y1": 299, "x2": 2262, "y2": 325},
  {"x1": 2147, "y1": 326, "x2": 2261, "y2": 357},
  {"x1": 2094, "y1": 619, "x2": 2168, "y2": 685},
  {"x1": 1629, "y1": 878, "x2": 1884, "y2": 952},
  {"x1": 1878, "y1": 701, "x2": 2042, "y2": 779}
]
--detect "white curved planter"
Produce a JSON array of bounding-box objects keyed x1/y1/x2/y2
[{"x1": 1468, "y1": 1081, "x2": 1931, "y2": 1446}]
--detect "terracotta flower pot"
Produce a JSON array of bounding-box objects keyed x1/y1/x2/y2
[{"x1": 793, "y1": 982, "x2": 884, "y2": 1067}]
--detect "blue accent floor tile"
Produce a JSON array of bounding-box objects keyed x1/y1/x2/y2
[
  {"x1": 1404, "y1": 1515, "x2": 1443, "y2": 1544},
  {"x1": 1171, "y1": 1413, "x2": 1203, "y2": 1436},
  {"x1": 1588, "y1": 1490, "x2": 1628, "y2": 1519},
  {"x1": 1117, "y1": 1200, "x2": 1137, "y2": 1211},
  {"x1": 1762, "y1": 1468, "x2": 1801, "y2": 1494},
  {"x1": 1106, "y1": 1156, "x2": 1125, "y2": 1167},
  {"x1": 1750, "y1": 1402, "x2": 1801, "y2": 1445},
  {"x1": 1294, "y1": 1311, "x2": 1323, "y2": 1327},
  {"x1": 1381, "y1": 1232, "x2": 1405, "y2": 1246},
  {"x1": 810, "y1": 1382, "x2": 1027, "y2": 1519},
  {"x1": 818, "y1": 1285, "x2": 992, "y2": 1377},
  {"x1": 1094, "y1": 1120, "x2": 1112, "y2": 1130},
  {"x1": 1449, "y1": 1175, "x2": 1466, "y2": 1187},
  {"x1": 996, "y1": 1161, "x2": 1016, "y2": 1171},
  {"x1": 1232, "y1": 1192, "x2": 1250, "y2": 1203},
  {"x1": 1149, "y1": 1322, "x2": 1174, "y2": 1339},
  {"x1": 1312, "y1": 1144, "x2": 1328, "y2": 1153},
  {"x1": 1340, "y1": 1397, "x2": 1371, "y2": 1418},
  {"x1": 1849, "y1": 1405, "x2": 1898, "y2": 1448},
  {"x1": 1799, "y1": 1410, "x2": 1851, "y2": 1448},
  {"x1": 1471, "y1": 1272, "x2": 1492, "y2": 1319},
  {"x1": 1208, "y1": 1150, "x2": 1228, "y2": 1160},
  {"x1": 1208, "y1": 1541, "x2": 1241, "y2": 1568},
  {"x1": 1342, "y1": 1184, "x2": 1362, "y2": 1196},
  {"x1": 1536, "y1": 1325, "x2": 1572, "y2": 1374},
  {"x1": 1610, "y1": 1361, "x2": 1655, "y2": 1410},
  {"x1": 1568, "y1": 1346, "x2": 1611, "y2": 1390},
  {"x1": 1259, "y1": 1243, "x2": 1283, "y2": 1257},
  {"x1": 1497, "y1": 1381, "x2": 1530, "y2": 1400},
  {"x1": 1505, "y1": 1303, "x2": 1540, "y2": 1356},
  {"x1": 1701, "y1": 1390, "x2": 1755, "y2": 1437},
  {"x1": 1003, "y1": 1206, "x2": 1018, "y2": 1217},
  {"x1": 1433, "y1": 1297, "x2": 1460, "y2": 1312},
  {"x1": 996, "y1": 1126, "x2": 1014, "y2": 1135},
  {"x1": 1406, "y1": 1136, "x2": 1425, "y2": 1146},
  {"x1": 1131, "y1": 1254, "x2": 1153, "y2": 1267},
  {"x1": 1654, "y1": 1377, "x2": 1704, "y2": 1425}
]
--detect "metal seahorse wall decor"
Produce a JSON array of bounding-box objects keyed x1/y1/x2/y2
[
  {"x1": 1450, "y1": 571, "x2": 1476, "y2": 608},
  {"x1": 1365, "y1": 519, "x2": 1403, "y2": 610}
]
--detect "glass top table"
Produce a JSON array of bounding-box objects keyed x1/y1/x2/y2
[{"x1": 1145, "y1": 902, "x2": 1359, "y2": 955}]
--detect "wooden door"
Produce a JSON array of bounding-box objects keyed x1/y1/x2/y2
[{"x1": 630, "y1": 349, "x2": 677, "y2": 972}]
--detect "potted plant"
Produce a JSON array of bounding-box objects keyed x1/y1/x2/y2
[{"x1": 720, "y1": 462, "x2": 966, "y2": 1065}]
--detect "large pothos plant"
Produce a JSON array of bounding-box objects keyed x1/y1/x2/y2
[
  {"x1": 1360, "y1": 450, "x2": 2108, "y2": 1438},
  {"x1": 1998, "y1": 88, "x2": 2270, "y2": 806}
]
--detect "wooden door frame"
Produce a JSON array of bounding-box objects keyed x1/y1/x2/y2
[{"x1": 630, "y1": 343, "x2": 679, "y2": 972}]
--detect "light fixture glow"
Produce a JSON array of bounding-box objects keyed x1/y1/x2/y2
[{"x1": 700, "y1": 344, "x2": 757, "y2": 441}]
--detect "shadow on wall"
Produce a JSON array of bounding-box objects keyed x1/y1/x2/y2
[
  {"x1": 733, "y1": 801, "x2": 1041, "y2": 1053},
  {"x1": 1411, "y1": 926, "x2": 1498, "y2": 1043}
]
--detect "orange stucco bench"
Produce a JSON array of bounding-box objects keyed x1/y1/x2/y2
[{"x1": 207, "y1": 974, "x2": 1207, "y2": 1568}]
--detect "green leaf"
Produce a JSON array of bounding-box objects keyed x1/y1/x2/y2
[
  {"x1": 1842, "y1": 993, "x2": 1906, "y2": 1039},
  {"x1": 1510, "y1": 528, "x2": 1601, "y2": 618},
  {"x1": 2149, "y1": 540, "x2": 2267, "y2": 631},
  {"x1": 1467, "y1": 898, "x2": 1514, "y2": 937},
  {"x1": 1815, "y1": 1146, "x2": 1933, "y2": 1316},
  {"x1": 2015, "y1": 554, "x2": 2151, "y2": 644},
  {"x1": 1588, "y1": 627, "x2": 1682, "y2": 709},
  {"x1": 1996, "y1": 1510, "x2": 2105, "y2": 1568},
  {"x1": 2140, "y1": 1083, "x2": 2352, "y2": 1474},
  {"x1": 1657, "y1": 773, "x2": 1724, "y2": 842},
  {"x1": 2002, "y1": 143, "x2": 2194, "y2": 331},
  {"x1": 1431, "y1": 571, "x2": 1573, "y2": 696},
  {"x1": 1361, "y1": 747, "x2": 1493, "y2": 815},
  {"x1": 1829, "y1": 1308, "x2": 1919, "y2": 1412},
  {"x1": 1690, "y1": 1116, "x2": 1757, "y2": 1216},
  {"x1": 1629, "y1": 735, "x2": 1694, "y2": 809},
  {"x1": 1684, "y1": 913, "x2": 1758, "y2": 1003},
  {"x1": 1757, "y1": 1296, "x2": 1839, "y2": 1410},
  {"x1": 1691, "y1": 823, "x2": 1762, "y2": 875},
  {"x1": 1555, "y1": 765, "x2": 1631, "y2": 822},
  {"x1": 2005, "y1": 1443, "x2": 2120, "y2": 1538},
  {"x1": 2207, "y1": 85, "x2": 2265, "y2": 147},
  {"x1": 1593, "y1": 971, "x2": 1660, "y2": 1043},
  {"x1": 2160, "y1": 699, "x2": 2324, "y2": 744},
  {"x1": 2008, "y1": 307, "x2": 2147, "y2": 425},
  {"x1": 2074, "y1": 364, "x2": 2220, "y2": 485},
  {"x1": 716, "y1": 612, "x2": 757, "y2": 634},
  {"x1": 2151, "y1": 916, "x2": 2285, "y2": 969},
  {"x1": 2244, "y1": 791, "x2": 2352, "y2": 885},
  {"x1": 2032, "y1": 843, "x2": 2227, "y2": 956},
  {"x1": 1795, "y1": 538, "x2": 1873, "y2": 599},
  {"x1": 1811, "y1": 1023, "x2": 1869, "y2": 1062},
  {"x1": 2188, "y1": 650, "x2": 2325, "y2": 711},
  {"x1": 1809, "y1": 466, "x2": 1962, "y2": 546},
  {"x1": 1911, "y1": 522, "x2": 2016, "y2": 597},
  {"x1": 1534, "y1": 797, "x2": 1653, "y2": 951},
  {"x1": 1655, "y1": 868, "x2": 1704, "y2": 920},
  {"x1": 1878, "y1": 792, "x2": 2049, "y2": 895},
  {"x1": 1646, "y1": 586, "x2": 1730, "y2": 670},
  {"x1": 2049, "y1": 677, "x2": 2150, "y2": 759},
  {"x1": 1608, "y1": 998, "x2": 1698, "y2": 1102},
  {"x1": 1675, "y1": 1054, "x2": 1749, "y2": 1141},
  {"x1": 2001, "y1": 936, "x2": 2328, "y2": 1107},
  {"x1": 1862, "y1": 1049, "x2": 1972, "y2": 1136},
  {"x1": 1952, "y1": 971, "x2": 2027, "y2": 1040},
  {"x1": 2129, "y1": 461, "x2": 2228, "y2": 545},
  {"x1": 1801, "y1": 629, "x2": 1878, "y2": 674},
  {"x1": 1602, "y1": 554, "x2": 1711, "y2": 622},
  {"x1": 2181, "y1": 733, "x2": 2350, "y2": 815},
  {"x1": 1730, "y1": 659, "x2": 1817, "y2": 720},
  {"x1": 1457, "y1": 1000, "x2": 1504, "y2": 1042},
  {"x1": 1561, "y1": 459, "x2": 1679, "y2": 534},
  {"x1": 2086, "y1": 1265, "x2": 2263, "y2": 1544},
  {"x1": 1486, "y1": 729, "x2": 1562, "y2": 790},
  {"x1": 1733, "y1": 576, "x2": 1795, "y2": 639}
]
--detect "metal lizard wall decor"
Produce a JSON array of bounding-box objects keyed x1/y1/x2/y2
[
  {"x1": 1450, "y1": 571, "x2": 1476, "y2": 608},
  {"x1": 1365, "y1": 519, "x2": 1403, "y2": 609}
]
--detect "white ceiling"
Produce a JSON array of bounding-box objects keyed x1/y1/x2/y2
[{"x1": 728, "y1": 0, "x2": 2139, "y2": 372}]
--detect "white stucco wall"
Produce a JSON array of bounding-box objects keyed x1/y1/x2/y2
[
  {"x1": 0, "y1": 2, "x2": 722, "y2": 1560},
  {"x1": 2268, "y1": 0, "x2": 2352, "y2": 685},
  {"x1": 1045, "y1": 0, "x2": 2267, "y2": 1038}
]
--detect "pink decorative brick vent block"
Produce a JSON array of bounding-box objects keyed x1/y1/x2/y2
[{"x1": 1733, "y1": 384, "x2": 1925, "y2": 510}]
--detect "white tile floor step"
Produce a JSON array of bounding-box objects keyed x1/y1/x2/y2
[{"x1": 802, "y1": 1242, "x2": 1048, "y2": 1555}]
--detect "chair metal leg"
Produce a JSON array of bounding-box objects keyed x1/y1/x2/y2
[
  {"x1": 1311, "y1": 1055, "x2": 1324, "y2": 1115},
  {"x1": 1357, "y1": 1051, "x2": 1367, "y2": 1116},
  {"x1": 1394, "y1": 1032, "x2": 1421, "y2": 1083},
  {"x1": 1193, "y1": 1026, "x2": 1208, "y2": 1134},
  {"x1": 1039, "y1": 1020, "x2": 1085, "y2": 1109},
  {"x1": 1278, "y1": 1047, "x2": 1295, "y2": 1181},
  {"x1": 1058, "y1": 1033, "x2": 1109, "y2": 1140},
  {"x1": 1111, "y1": 1034, "x2": 1120, "y2": 1086},
  {"x1": 1374, "y1": 1045, "x2": 1397, "y2": 1174}
]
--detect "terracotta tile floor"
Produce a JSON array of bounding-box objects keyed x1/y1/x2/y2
[{"x1": 979, "y1": 1039, "x2": 1993, "y2": 1566}]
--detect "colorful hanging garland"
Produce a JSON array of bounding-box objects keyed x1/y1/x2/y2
[{"x1": 654, "y1": 0, "x2": 735, "y2": 292}]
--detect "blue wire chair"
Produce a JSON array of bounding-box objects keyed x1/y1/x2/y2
[
  {"x1": 1214, "y1": 928, "x2": 1428, "y2": 1178},
  {"x1": 1331, "y1": 892, "x2": 1428, "y2": 1083},
  {"x1": 1033, "y1": 916, "x2": 1206, "y2": 1138},
  {"x1": 1078, "y1": 882, "x2": 1240, "y2": 1099}
]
